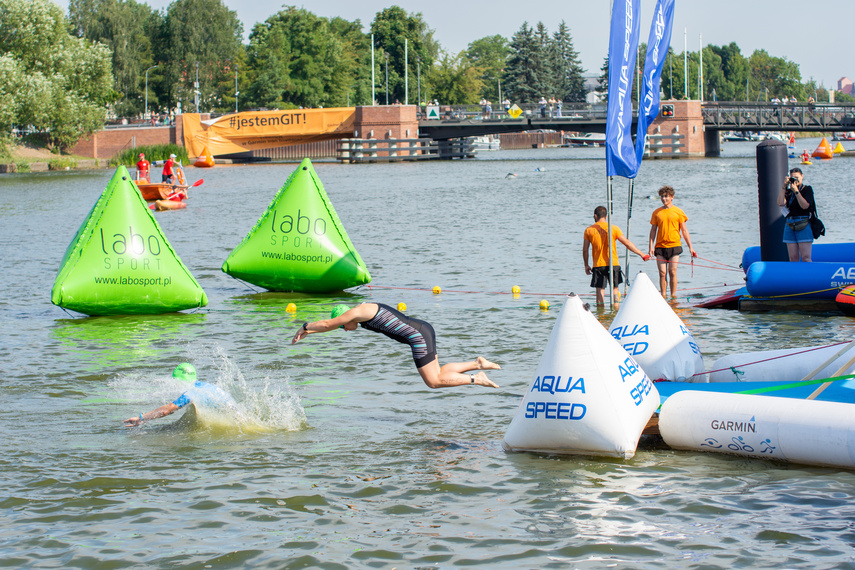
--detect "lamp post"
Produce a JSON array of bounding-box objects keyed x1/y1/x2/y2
[
  {"x1": 144, "y1": 65, "x2": 158, "y2": 120},
  {"x1": 234, "y1": 64, "x2": 239, "y2": 113},
  {"x1": 384, "y1": 52, "x2": 389, "y2": 105},
  {"x1": 416, "y1": 56, "x2": 421, "y2": 109},
  {"x1": 194, "y1": 61, "x2": 200, "y2": 112}
]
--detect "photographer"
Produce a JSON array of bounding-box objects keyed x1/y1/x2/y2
[{"x1": 777, "y1": 167, "x2": 815, "y2": 262}]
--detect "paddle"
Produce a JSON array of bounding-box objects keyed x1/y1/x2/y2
[
  {"x1": 190, "y1": 178, "x2": 204, "y2": 187},
  {"x1": 807, "y1": 350, "x2": 855, "y2": 400},
  {"x1": 798, "y1": 340, "x2": 855, "y2": 383}
]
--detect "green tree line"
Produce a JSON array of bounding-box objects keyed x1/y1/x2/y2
[{"x1": 1, "y1": 0, "x2": 849, "y2": 153}]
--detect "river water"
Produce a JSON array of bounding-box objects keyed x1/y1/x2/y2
[{"x1": 2, "y1": 139, "x2": 855, "y2": 568}]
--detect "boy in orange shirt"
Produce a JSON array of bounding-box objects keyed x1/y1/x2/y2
[
  {"x1": 648, "y1": 186, "x2": 697, "y2": 298},
  {"x1": 583, "y1": 206, "x2": 650, "y2": 305}
]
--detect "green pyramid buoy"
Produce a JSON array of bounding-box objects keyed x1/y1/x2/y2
[
  {"x1": 51, "y1": 166, "x2": 208, "y2": 315},
  {"x1": 222, "y1": 158, "x2": 371, "y2": 292}
]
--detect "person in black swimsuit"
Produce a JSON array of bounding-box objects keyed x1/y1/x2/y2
[{"x1": 291, "y1": 303, "x2": 500, "y2": 389}]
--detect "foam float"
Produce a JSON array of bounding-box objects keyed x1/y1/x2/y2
[
  {"x1": 708, "y1": 343, "x2": 855, "y2": 383},
  {"x1": 657, "y1": 376, "x2": 855, "y2": 406},
  {"x1": 222, "y1": 158, "x2": 371, "y2": 292},
  {"x1": 502, "y1": 294, "x2": 659, "y2": 459},
  {"x1": 51, "y1": 166, "x2": 208, "y2": 315},
  {"x1": 811, "y1": 137, "x2": 833, "y2": 159},
  {"x1": 194, "y1": 145, "x2": 215, "y2": 167},
  {"x1": 608, "y1": 272, "x2": 704, "y2": 381},
  {"x1": 659, "y1": 391, "x2": 855, "y2": 469},
  {"x1": 833, "y1": 142, "x2": 846, "y2": 154}
]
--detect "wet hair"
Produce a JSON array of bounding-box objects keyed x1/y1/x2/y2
[
  {"x1": 658, "y1": 185, "x2": 675, "y2": 198},
  {"x1": 594, "y1": 206, "x2": 608, "y2": 220}
]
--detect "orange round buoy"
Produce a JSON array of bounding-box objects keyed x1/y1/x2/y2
[
  {"x1": 835, "y1": 286, "x2": 855, "y2": 316},
  {"x1": 194, "y1": 145, "x2": 215, "y2": 167}
]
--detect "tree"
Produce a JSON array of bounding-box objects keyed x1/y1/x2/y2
[
  {"x1": 430, "y1": 51, "x2": 483, "y2": 105},
  {"x1": 533, "y1": 22, "x2": 556, "y2": 98},
  {"x1": 503, "y1": 22, "x2": 539, "y2": 104},
  {"x1": 245, "y1": 7, "x2": 366, "y2": 109},
  {"x1": 0, "y1": 0, "x2": 113, "y2": 151},
  {"x1": 370, "y1": 6, "x2": 439, "y2": 104},
  {"x1": 552, "y1": 21, "x2": 585, "y2": 102},
  {"x1": 163, "y1": 0, "x2": 243, "y2": 113},
  {"x1": 465, "y1": 35, "x2": 509, "y2": 102},
  {"x1": 596, "y1": 56, "x2": 609, "y2": 101},
  {"x1": 68, "y1": 0, "x2": 158, "y2": 117}
]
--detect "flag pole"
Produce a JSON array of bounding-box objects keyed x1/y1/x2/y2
[
  {"x1": 607, "y1": 175, "x2": 615, "y2": 307},
  {"x1": 624, "y1": 178, "x2": 635, "y2": 294}
]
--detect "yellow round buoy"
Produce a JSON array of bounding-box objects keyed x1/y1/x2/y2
[
  {"x1": 511, "y1": 285, "x2": 521, "y2": 294},
  {"x1": 397, "y1": 302, "x2": 407, "y2": 312},
  {"x1": 539, "y1": 299, "x2": 549, "y2": 311},
  {"x1": 285, "y1": 303, "x2": 297, "y2": 313},
  {"x1": 432, "y1": 286, "x2": 441, "y2": 294}
]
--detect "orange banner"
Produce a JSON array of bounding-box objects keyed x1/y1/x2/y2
[{"x1": 182, "y1": 109, "x2": 356, "y2": 157}]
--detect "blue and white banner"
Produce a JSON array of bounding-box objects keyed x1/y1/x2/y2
[
  {"x1": 605, "y1": 0, "x2": 641, "y2": 178},
  {"x1": 634, "y1": 0, "x2": 675, "y2": 167}
]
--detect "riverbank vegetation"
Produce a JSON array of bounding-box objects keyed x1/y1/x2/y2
[
  {"x1": 110, "y1": 144, "x2": 188, "y2": 167},
  {"x1": 1, "y1": 0, "x2": 852, "y2": 155}
]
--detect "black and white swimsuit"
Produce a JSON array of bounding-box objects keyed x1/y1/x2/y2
[{"x1": 359, "y1": 303, "x2": 437, "y2": 368}]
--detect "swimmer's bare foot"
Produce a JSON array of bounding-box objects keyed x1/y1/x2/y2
[
  {"x1": 472, "y1": 371, "x2": 498, "y2": 388},
  {"x1": 476, "y1": 356, "x2": 501, "y2": 370}
]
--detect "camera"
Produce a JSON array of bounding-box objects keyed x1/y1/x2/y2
[{"x1": 788, "y1": 176, "x2": 798, "y2": 184}]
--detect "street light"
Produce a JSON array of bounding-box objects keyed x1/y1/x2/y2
[
  {"x1": 194, "y1": 61, "x2": 200, "y2": 112},
  {"x1": 234, "y1": 64, "x2": 239, "y2": 113},
  {"x1": 384, "y1": 52, "x2": 389, "y2": 105},
  {"x1": 144, "y1": 65, "x2": 158, "y2": 120},
  {"x1": 416, "y1": 56, "x2": 421, "y2": 109}
]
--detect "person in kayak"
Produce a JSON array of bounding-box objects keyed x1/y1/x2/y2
[{"x1": 291, "y1": 303, "x2": 500, "y2": 389}]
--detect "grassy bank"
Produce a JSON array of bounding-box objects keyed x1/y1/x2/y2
[{"x1": 110, "y1": 144, "x2": 189, "y2": 167}]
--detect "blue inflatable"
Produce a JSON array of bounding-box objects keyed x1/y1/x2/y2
[
  {"x1": 742, "y1": 243, "x2": 855, "y2": 272},
  {"x1": 746, "y1": 261, "x2": 855, "y2": 299}
]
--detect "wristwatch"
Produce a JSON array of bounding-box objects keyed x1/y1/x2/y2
[{"x1": 302, "y1": 322, "x2": 308, "y2": 331}]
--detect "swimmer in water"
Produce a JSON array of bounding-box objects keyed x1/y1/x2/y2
[
  {"x1": 123, "y1": 363, "x2": 237, "y2": 426},
  {"x1": 292, "y1": 303, "x2": 500, "y2": 388},
  {"x1": 505, "y1": 173, "x2": 517, "y2": 178}
]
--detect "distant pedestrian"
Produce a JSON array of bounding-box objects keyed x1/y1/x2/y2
[
  {"x1": 556, "y1": 98, "x2": 563, "y2": 118},
  {"x1": 539, "y1": 96, "x2": 547, "y2": 118},
  {"x1": 485, "y1": 100, "x2": 492, "y2": 119},
  {"x1": 503, "y1": 98, "x2": 511, "y2": 113}
]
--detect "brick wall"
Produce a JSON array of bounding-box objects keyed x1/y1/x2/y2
[
  {"x1": 71, "y1": 126, "x2": 176, "y2": 159},
  {"x1": 648, "y1": 99, "x2": 705, "y2": 157}
]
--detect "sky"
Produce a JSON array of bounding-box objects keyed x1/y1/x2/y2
[{"x1": 53, "y1": 0, "x2": 854, "y2": 89}]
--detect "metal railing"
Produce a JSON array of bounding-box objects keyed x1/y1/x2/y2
[{"x1": 701, "y1": 102, "x2": 855, "y2": 132}]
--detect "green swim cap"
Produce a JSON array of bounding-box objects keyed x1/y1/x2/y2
[
  {"x1": 172, "y1": 363, "x2": 197, "y2": 383},
  {"x1": 330, "y1": 304, "x2": 350, "y2": 320}
]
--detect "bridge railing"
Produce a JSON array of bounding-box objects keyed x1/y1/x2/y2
[
  {"x1": 700, "y1": 102, "x2": 855, "y2": 131},
  {"x1": 417, "y1": 103, "x2": 606, "y2": 121}
]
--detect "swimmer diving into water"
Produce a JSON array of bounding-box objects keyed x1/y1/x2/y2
[
  {"x1": 123, "y1": 363, "x2": 237, "y2": 426},
  {"x1": 291, "y1": 303, "x2": 500, "y2": 389}
]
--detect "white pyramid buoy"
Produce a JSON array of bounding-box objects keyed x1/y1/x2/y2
[
  {"x1": 503, "y1": 295, "x2": 659, "y2": 459},
  {"x1": 608, "y1": 272, "x2": 704, "y2": 382}
]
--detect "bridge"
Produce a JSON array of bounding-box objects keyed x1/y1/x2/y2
[{"x1": 417, "y1": 102, "x2": 855, "y2": 141}]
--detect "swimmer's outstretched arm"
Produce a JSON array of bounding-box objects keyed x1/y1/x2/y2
[
  {"x1": 124, "y1": 402, "x2": 179, "y2": 427},
  {"x1": 291, "y1": 303, "x2": 378, "y2": 344}
]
